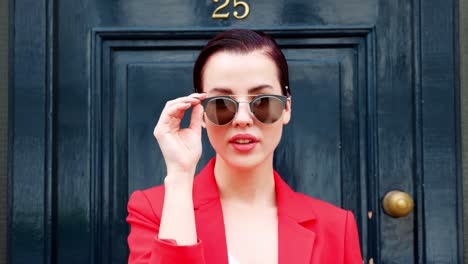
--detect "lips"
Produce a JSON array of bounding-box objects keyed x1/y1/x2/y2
[{"x1": 229, "y1": 133, "x2": 259, "y2": 152}]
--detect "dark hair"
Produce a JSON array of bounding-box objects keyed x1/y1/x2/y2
[{"x1": 193, "y1": 29, "x2": 291, "y2": 96}]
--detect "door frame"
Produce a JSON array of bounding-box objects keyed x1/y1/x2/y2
[{"x1": 7, "y1": 0, "x2": 463, "y2": 263}]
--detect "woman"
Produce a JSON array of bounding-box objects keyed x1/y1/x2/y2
[{"x1": 127, "y1": 29, "x2": 363, "y2": 264}]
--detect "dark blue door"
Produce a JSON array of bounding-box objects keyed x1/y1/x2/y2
[{"x1": 9, "y1": 0, "x2": 462, "y2": 263}]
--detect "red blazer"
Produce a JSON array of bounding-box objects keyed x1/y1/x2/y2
[{"x1": 127, "y1": 158, "x2": 363, "y2": 263}]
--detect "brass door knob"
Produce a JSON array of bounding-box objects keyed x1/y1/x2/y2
[{"x1": 382, "y1": 190, "x2": 414, "y2": 218}]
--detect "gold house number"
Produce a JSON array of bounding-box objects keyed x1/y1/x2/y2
[{"x1": 212, "y1": 0, "x2": 250, "y2": 19}]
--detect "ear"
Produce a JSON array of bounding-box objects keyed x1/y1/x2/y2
[
  {"x1": 282, "y1": 98, "x2": 292, "y2": 125},
  {"x1": 201, "y1": 114, "x2": 207, "y2": 128}
]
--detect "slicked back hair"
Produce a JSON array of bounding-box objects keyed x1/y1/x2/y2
[{"x1": 193, "y1": 29, "x2": 291, "y2": 96}]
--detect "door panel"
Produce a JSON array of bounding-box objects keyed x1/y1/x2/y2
[
  {"x1": 93, "y1": 31, "x2": 370, "y2": 262},
  {"x1": 9, "y1": 0, "x2": 462, "y2": 263}
]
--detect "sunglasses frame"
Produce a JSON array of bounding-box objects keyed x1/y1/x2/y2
[{"x1": 201, "y1": 94, "x2": 289, "y2": 126}]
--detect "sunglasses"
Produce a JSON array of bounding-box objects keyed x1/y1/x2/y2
[{"x1": 201, "y1": 94, "x2": 289, "y2": 125}]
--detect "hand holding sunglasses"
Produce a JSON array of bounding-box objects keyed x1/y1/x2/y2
[
  {"x1": 201, "y1": 94, "x2": 289, "y2": 125},
  {"x1": 153, "y1": 93, "x2": 207, "y2": 177}
]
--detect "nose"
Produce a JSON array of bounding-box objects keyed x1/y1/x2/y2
[{"x1": 231, "y1": 101, "x2": 254, "y2": 127}]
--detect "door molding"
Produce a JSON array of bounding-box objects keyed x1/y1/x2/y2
[{"x1": 91, "y1": 27, "x2": 377, "y2": 262}]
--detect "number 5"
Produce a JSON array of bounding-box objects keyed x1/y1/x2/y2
[{"x1": 233, "y1": 0, "x2": 250, "y2": 19}]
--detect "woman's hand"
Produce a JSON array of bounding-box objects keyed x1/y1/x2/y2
[
  {"x1": 154, "y1": 93, "x2": 206, "y2": 245},
  {"x1": 153, "y1": 93, "x2": 207, "y2": 178}
]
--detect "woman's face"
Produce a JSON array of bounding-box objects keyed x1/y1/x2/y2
[{"x1": 202, "y1": 50, "x2": 291, "y2": 170}]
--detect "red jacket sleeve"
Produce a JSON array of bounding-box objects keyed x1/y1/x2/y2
[
  {"x1": 344, "y1": 211, "x2": 363, "y2": 263},
  {"x1": 126, "y1": 190, "x2": 206, "y2": 264}
]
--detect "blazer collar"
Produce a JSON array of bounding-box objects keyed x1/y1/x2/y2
[{"x1": 192, "y1": 158, "x2": 316, "y2": 264}]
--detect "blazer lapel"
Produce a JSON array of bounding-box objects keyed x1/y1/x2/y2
[
  {"x1": 191, "y1": 158, "x2": 316, "y2": 264},
  {"x1": 275, "y1": 171, "x2": 316, "y2": 264},
  {"x1": 193, "y1": 158, "x2": 229, "y2": 264}
]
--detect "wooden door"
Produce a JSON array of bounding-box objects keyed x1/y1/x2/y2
[{"x1": 9, "y1": 0, "x2": 462, "y2": 263}]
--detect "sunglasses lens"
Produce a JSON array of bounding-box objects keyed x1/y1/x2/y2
[
  {"x1": 205, "y1": 98, "x2": 237, "y2": 125},
  {"x1": 252, "y1": 96, "x2": 284, "y2": 124}
]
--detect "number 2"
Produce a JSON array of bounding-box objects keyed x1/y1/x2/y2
[
  {"x1": 212, "y1": 0, "x2": 250, "y2": 20},
  {"x1": 212, "y1": 0, "x2": 229, "y2": 19}
]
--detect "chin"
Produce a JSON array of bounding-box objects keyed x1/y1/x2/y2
[{"x1": 216, "y1": 151, "x2": 273, "y2": 171}]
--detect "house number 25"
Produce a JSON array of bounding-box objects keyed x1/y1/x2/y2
[{"x1": 212, "y1": 0, "x2": 250, "y2": 19}]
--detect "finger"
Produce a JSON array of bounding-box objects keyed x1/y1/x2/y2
[
  {"x1": 156, "y1": 94, "x2": 206, "y2": 133},
  {"x1": 161, "y1": 97, "x2": 203, "y2": 124},
  {"x1": 190, "y1": 93, "x2": 207, "y2": 100},
  {"x1": 165, "y1": 93, "x2": 205, "y2": 107},
  {"x1": 156, "y1": 102, "x2": 191, "y2": 133},
  {"x1": 165, "y1": 96, "x2": 204, "y2": 116},
  {"x1": 189, "y1": 104, "x2": 204, "y2": 132},
  {"x1": 164, "y1": 98, "x2": 197, "y2": 110},
  {"x1": 189, "y1": 92, "x2": 206, "y2": 97},
  {"x1": 165, "y1": 102, "x2": 192, "y2": 121}
]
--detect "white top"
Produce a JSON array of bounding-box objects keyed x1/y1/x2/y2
[{"x1": 228, "y1": 252, "x2": 240, "y2": 264}]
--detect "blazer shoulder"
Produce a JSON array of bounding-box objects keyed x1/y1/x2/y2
[
  {"x1": 128, "y1": 184, "x2": 166, "y2": 219},
  {"x1": 295, "y1": 192, "x2": 349, "y2": 222}
]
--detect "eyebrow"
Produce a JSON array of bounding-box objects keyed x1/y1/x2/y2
[{"x1": 209, "y1": 85, "x2": 274, "y2": 94}]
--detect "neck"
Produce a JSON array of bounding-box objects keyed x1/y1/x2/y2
[{"x1": 214, "y1": 155, "x2": 276, "y2": 208}]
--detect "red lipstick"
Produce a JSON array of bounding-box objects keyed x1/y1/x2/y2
[{"x1": 228, "y1": 133, "x2": 259, "y2": 152}]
